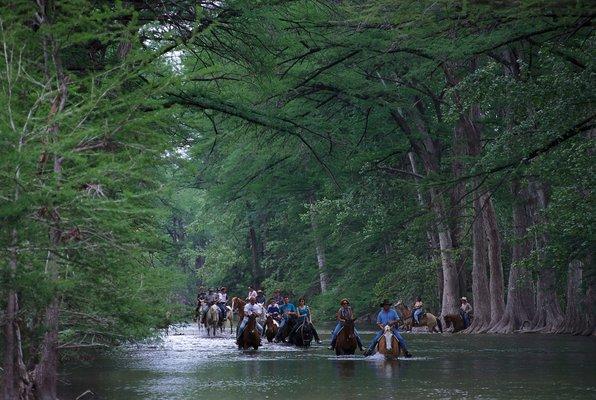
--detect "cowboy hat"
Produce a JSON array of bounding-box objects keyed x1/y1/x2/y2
[
  {"x1": 379, "y1": 299, "x2": 392, "y2": 307},
  {"x1": 461, "y1": 296, "x2": 468, "y2": 301},
  {"x1": 340, "y1": 298, "x2": 350, "y2": 305}
]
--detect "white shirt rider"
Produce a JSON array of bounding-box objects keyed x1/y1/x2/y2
[
  {"x1": 218, "y1": 292, "x2": 227, "y2": 303},
  {"x1": 244, "y1": 302, "x2": 262, "y2": 317}
]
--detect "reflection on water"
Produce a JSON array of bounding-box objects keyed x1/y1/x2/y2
[{"x1": 59, "y1": 323, "x2": 596, "y2": 400}]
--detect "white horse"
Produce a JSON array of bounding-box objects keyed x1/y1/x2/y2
[
  {"x1": 205, "y1": 304, "x2": 220, "y2": 336},
  {"x1": 220, "y1": 305, "x2": 234, "y2": 334}
]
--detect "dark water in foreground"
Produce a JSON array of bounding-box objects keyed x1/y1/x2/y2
[{"x1": 59, "y1": 323, "x2": 596, "y2": 400}]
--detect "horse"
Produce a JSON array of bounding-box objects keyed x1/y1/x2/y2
[
  {"x1": 217, "y1": 305, "x2": 234, "y2": 334},
  {"x1": 335, "y1": 318, "x2": 357, "y2": 356},
  {"x1": 289, "y1": 317, "x2": 313, "y2": 347},
  {"x1": 264, "y1": 315, "x2": 279, "y2": 342},
  {"x1": 377, "y1": 325, "x2": 400, "y2": 358},
  {"x1": 231, "y1": 297, "x2": 245, "y2": 333},
  {"x1": 395, "y1": 301, "x2": 443, "y2": 333},
  {"x1": 196, "y1": 300, "x2": 209, "y2": 331},
  {"x1": 221, "y1": 306, "x2": 234, "y2": 335},
  {"x1": 205, "y1": 303, "x2": 220, "y2": 336},
  {"x1": 237, "y1": 314, "x2": 260, "y2": 350},
  {"x1": 443, "y1": 314, "x2": 467, "y2": 333}
]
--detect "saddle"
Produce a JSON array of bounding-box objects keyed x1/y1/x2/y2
[{"x1": 411, "y1": 312, "x2": 426, "y2": 326}]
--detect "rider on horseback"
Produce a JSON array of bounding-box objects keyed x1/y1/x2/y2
[
  {"x1": 247, "y1": 286, "x2": 258, "y2": 300},
  {"x1": 364, "y1": 300, "x2": 412, "y2": 357},
  {"x1": 274, "y1": 295, "x2": 298, "y2": 343},
  {"x1": 202, "y1": 288, "x2": 217, "y2": 323},
  {"x1": 296, "y1": 297, "x2": 322, "y2": 344},
  {"x1": 272, "y1": 289, "x2": 283, "y2": 305},
  {"x1": 217, "y1": 286, "x2": 228, "y2": 322},
  {"x1": 412, "y1": 296, "x2": 424, "y2": 325},
  {"x1": 256, "y1": 289, "x2": 266, "y2": 305},
  {"x1": 328, "y1": 299, "x2": 364, "y2": 351},
  {"x1": 460, "y1": 297, "x2": 473, "y2": 328},
  {"x1": 237, "y1": 296, "x2": 264, "y2": 339},
  {"x1": 266, "y1": 299, "x2": 281, "y2": 321}
]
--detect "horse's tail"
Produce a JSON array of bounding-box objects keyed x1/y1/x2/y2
[{"x1": 437, "y1": 317, "x2": 443, "y2": 333}]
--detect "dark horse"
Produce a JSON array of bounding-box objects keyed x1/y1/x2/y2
[
  {"x1": 335, "y1": 318, "x2": 357, "y2": 355},
  {"x1": 289, "y1": 317, "x2": 313, "y2": 347},
  {"x1": 264, "y1": 315, "x2": 278, "y2": 343},
  {"x1": 443, "y1": 314, "x2": 466, "y2": 333},
  {"x1": 237, "y1": 314, "x2": 260, "y2": 350}
]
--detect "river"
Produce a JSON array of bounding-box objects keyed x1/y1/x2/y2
[{"x1": 59, "y1": 323, "x2": 596, "y2": 400}]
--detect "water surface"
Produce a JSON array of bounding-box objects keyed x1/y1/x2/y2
[{"x1": 59, "y1": 323, "x2": 596, "y2": 399}]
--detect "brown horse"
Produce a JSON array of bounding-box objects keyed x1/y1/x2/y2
[
  {"x1": 395, "y1": 302, "x2": 443, "y2": 333},
  {"x1": 335, "y1": 318, "x2": 357, "y2": 356},
  {"x1": 264, "y1": 315, "x2": 278, "y2": 342},
  {"x1": 443, "y1": 314, "x2": 466, "y2": 333},
  {"x1": 377, "y1": 325, "x2": 400, "y2": 358},
  {"x1": 237, "y1": 314, "x2": 260, "y2": 350}
]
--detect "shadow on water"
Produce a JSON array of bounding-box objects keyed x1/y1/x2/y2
[{"x1": 59, "y1": 323, "x2": 596, "y2": 400}]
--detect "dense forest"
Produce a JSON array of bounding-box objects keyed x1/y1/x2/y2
[{"x1": 1, "y1": 1, "x2": 594, "y2": 399}]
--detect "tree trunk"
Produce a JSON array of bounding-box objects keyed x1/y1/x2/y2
[
  {"x1": 33, "y1": 298, "x2": 60, "y2": 400},
  {"x1": 556, "y1": 260, "x2": 588, "y2": 334},
  {"x1": 31, "y1": 8, "x2": 68, "y2": 396},
  {"x1": 582, "y1": 252, "x2": 596, "y2": 336},
  {"x1": 489, "y1": 181, "x2": 535, "y2": 333},
  {"x1": 393, "y1": 108, "x2": 460, "y2": 317},
  {"x1": 465, "y1": 191, "x2": 492, "y2": 333},
  {"x1": 450, "y1": 121, "x2": 469, "y2": 298},
  {"x1": 481, "y1": 193, "x2": 506, "y2": 327},
  {"x1": 308, "y1": 193, "x2": 328, "y2": 293},
  {"x1": 248, "y1": 225, "x2": 259, "y2": 284},
  {"x1": 429, "y1": 188, "x2": 461, "y2": 317},
  {"x1": 531, "y1": 267, "x2": 565, "y2": 333},
  {"x1": 2, "y1": 232, "x2": 33, "y2": 400},
  {"x1": 528, "y1": 181, "x2": 564, "y2": 332}
]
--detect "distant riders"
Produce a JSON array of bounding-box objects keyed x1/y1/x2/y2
[
  {"x1": 329, "y1": 298, "x2": 364, "y2": 352},
  {"x1": 364, "y1": 300, "x2": 412, "y2": 357},
  {"x1": 412, "y1": 296, "x2": 424, "y2": 325},
  {"x1": 459, "y1": 297, "x2": 473, "y2": 328},
  {"x1": 217, "y1": 286, "x2": 228, "y2": 322}
]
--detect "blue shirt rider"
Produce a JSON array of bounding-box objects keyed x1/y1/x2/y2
[
  {"x1": 267, "y1": 300, "x2": 280, "y2": 320},
  {"x1": 296, "y1": 297, "x2": 321, "y2": 344},
  {"x1": 412, "y1": 296, "x2": 424, "y2": 325},
  {"x1": 217, "y1": 287, "x2": 228, "y2": 320},
  {"x1": 364, "y1": 300, "x2": 412, "y2": 357},
  {"x1": 274, "y1": 295, "x2": 298, "y2": 343},
  {"x1": 328, "y1": 298, "x2": 364, "y2": 351}
]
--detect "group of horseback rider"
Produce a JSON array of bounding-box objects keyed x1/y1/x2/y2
[
  {"x1": 197, "y1": 286, "x2": 474, "y2": 356},
  {"x1": 197, "y1": 286, "x2": 229, "y2": 325},
  {"x1": 236, "y1": 289, "x2": 323, "y2": 345}
]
